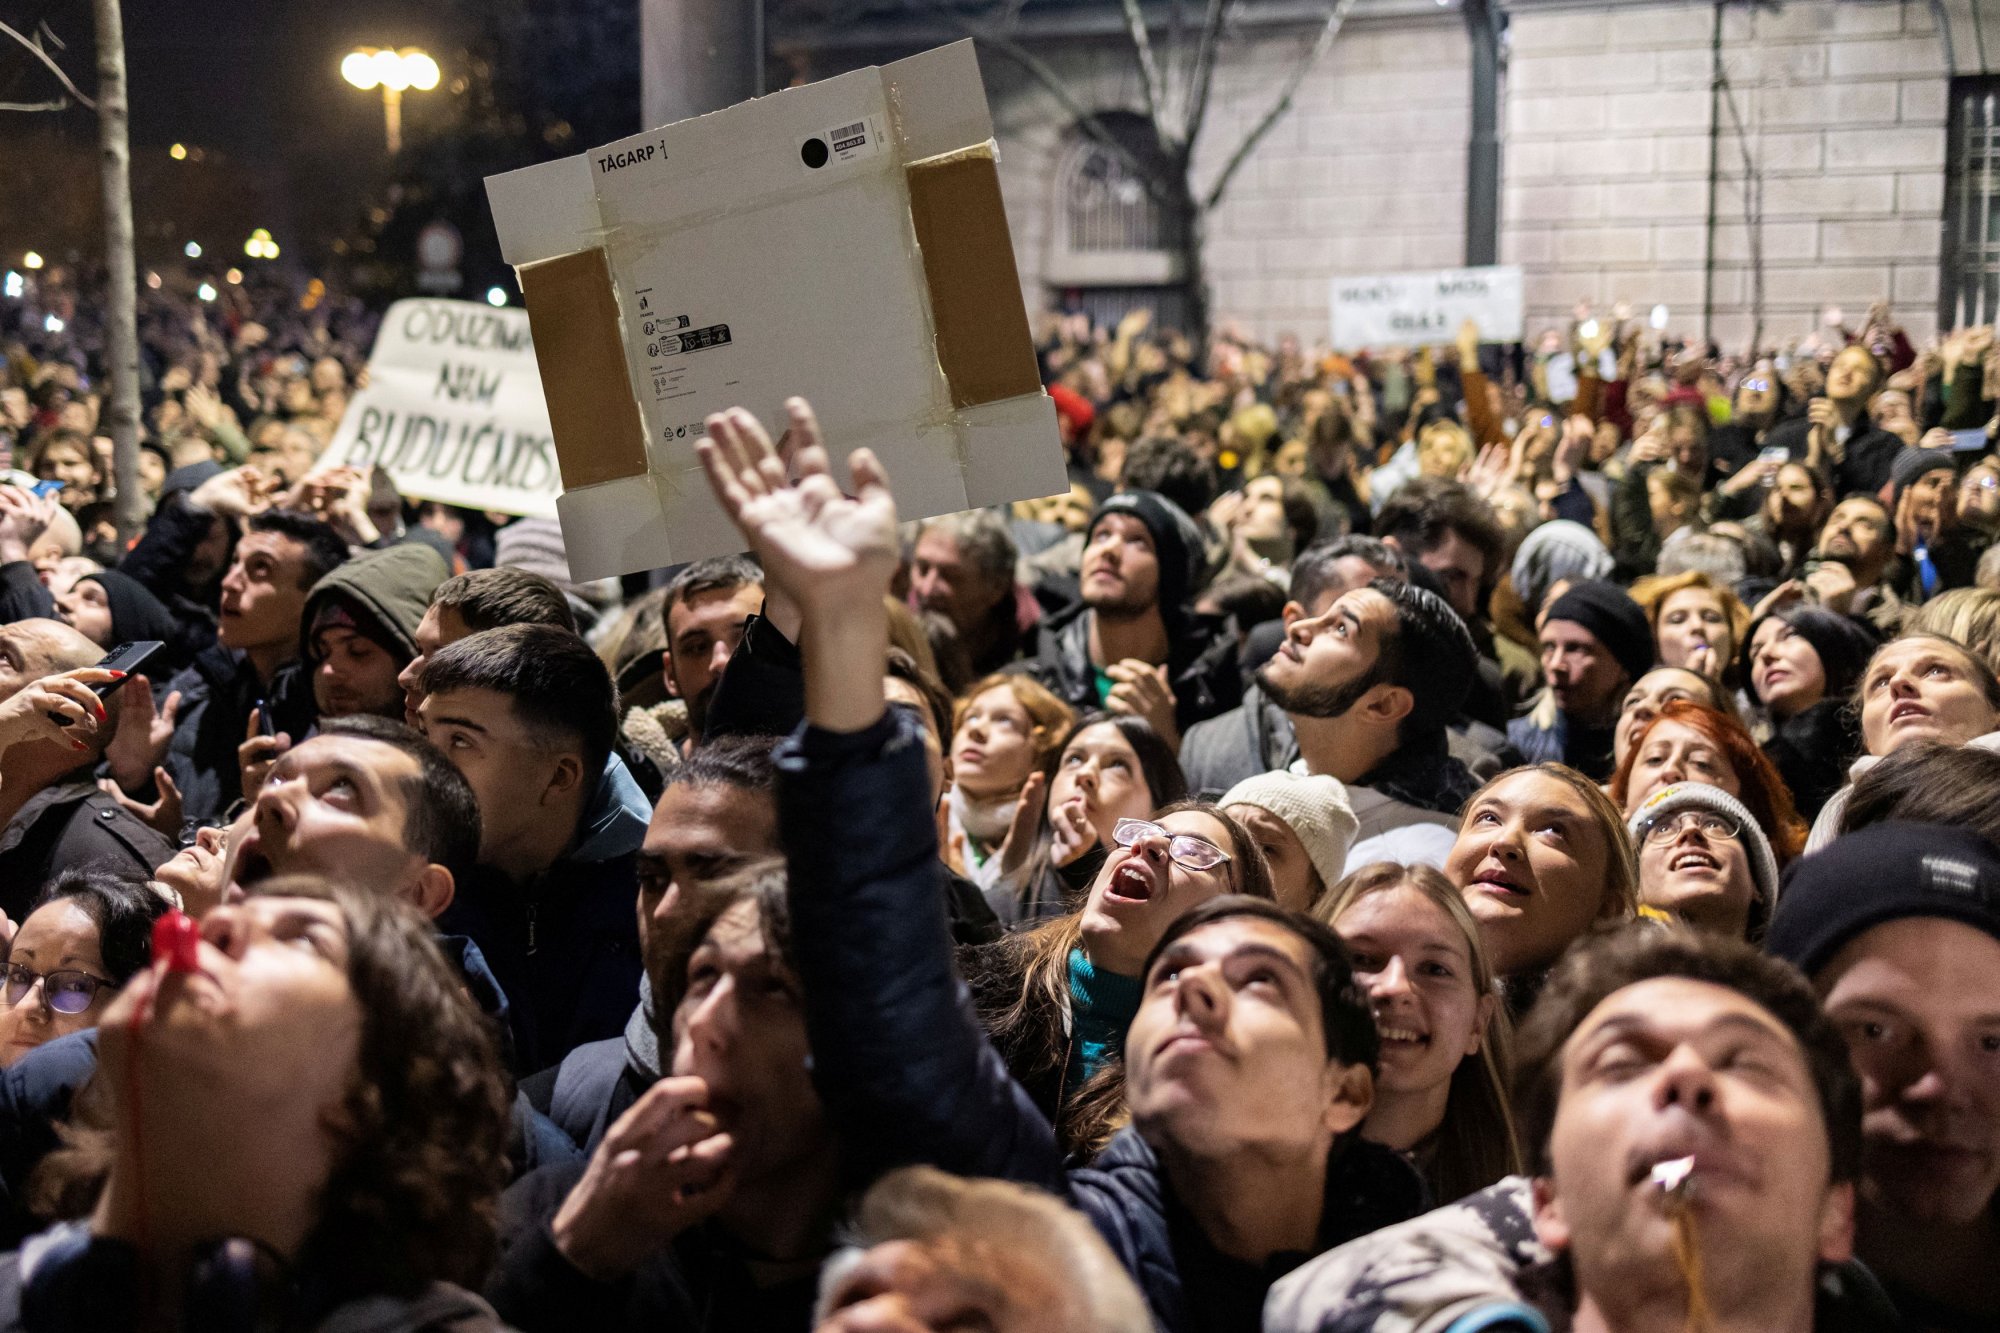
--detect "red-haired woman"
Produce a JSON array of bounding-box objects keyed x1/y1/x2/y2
[{"x1": 1609, "y1": 698, "x2": 1807, "y2": 865}]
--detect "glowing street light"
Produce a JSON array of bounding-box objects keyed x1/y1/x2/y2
[
  {"x1": 342, "y1": 46, "x2": 440, "y2": 155},
  {"x1": 184, "y1": 241, "x2": 201, "y2": 259},
  {"x1": 243, "y1": 229, "x2": 280, "y2": 261},
  {"x1": 486, "y1": 286, "x2": 508, "y2": 307},
  {"x1": 169, "y1": 143, "x2": 188, "y2": 161},
  {"x1": 21, "y1": 252, "x2": 43, "y2": 270},
  {"x1": 196, "y1": 283, "x2": 217, "y2": 303}
]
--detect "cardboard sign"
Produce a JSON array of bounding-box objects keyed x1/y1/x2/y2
[
  {"x1": 484, "y1": 39, "x2": 1067, "y2": 581},
  {"x1": 320, "y1": 299, "x2": 559, "y2": 518},
  {"x1": 1329, "y1": 265, "x2": 1525, "y2": 349}
]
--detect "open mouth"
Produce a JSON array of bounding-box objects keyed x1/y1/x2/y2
[
  {"x1": 1668, "y1": 849, "x2": 1721, "y2": 873},
  {"x1": 231, "y1": 837, "x2": 273, "y2": 888},
  {"x1": 1103, "y1": 859, "x2": 1158, "y2": 905},
  {"x1": 1888, "y1": 702, "x2": 1931, "y2": 726},
  {"x1": 1376, "y1": 1019, "x2": 1430, "y2": 1047}
]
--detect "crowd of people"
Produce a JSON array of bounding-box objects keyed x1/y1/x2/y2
[{"x1": 0, "y1": 266, "x2": 1997, "y2": 1332}]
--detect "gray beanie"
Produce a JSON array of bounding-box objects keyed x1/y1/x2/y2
[
  {"x1": 1221, "y1": 770, "x2": 1360, "y2": 897},
  {"x1": 1628, "y1": 781, "x2": 1779, "y2": 924},
  {"x1": 1511, "y1": 519, "x2": 1613, "y2": 620}
]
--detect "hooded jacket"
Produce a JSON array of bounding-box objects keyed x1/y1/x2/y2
[
  {"x1": 160, "y1": 642, "x2": 316, "y2": 825},
  {"x1": 777, "y1": 707, "x2": 1427, "y2": 1333},
  {"x1": 1033, "y1": 601, "x2": 1244, "y2": 734},
  {"x1": 298, "y1": 542, "x2": 448, "y2": 671},
  {"x1": 439, "y1": 754, "x2": 649, "y2": 1075}
]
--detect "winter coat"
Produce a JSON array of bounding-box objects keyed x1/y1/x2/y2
[
  {"x1": 776, "y1": 708, "x2": 1427, "y2": 1333},
  {"x1": 1180, "y1": 683, "x2": 1299, "y2": 800},
  {"x1": 0, "y1": 782, "x2": 174, "y2": 920},
  {"x1": 519, "y1": 990, "x2": 660, "y2": 1156},
  {"x1": 439, "y1": 755, "x2": 649, "y2": 1075},
  {"x1": 116, "y1": 494, "x2": 228, "y2": 667},
  {"x1": 159, "y1": 642, "x2": 316, "y2": 825},
  {"x1": 0, "y1": 565, "x2": 51, "y2": 627}
]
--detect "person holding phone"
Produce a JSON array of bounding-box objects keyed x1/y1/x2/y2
[{"x1": 0, "y1": 621, "x2": 174, "y2": 916}]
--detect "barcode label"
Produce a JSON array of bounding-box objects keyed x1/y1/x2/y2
[{"x1": 831, "y1": 121, "x2": 865, "y2": 142}]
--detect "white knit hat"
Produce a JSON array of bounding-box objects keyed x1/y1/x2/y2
[
  {"x1": 1628, "y1": 781, "x2": 1780, "y2": 919},
  {"x1": 1221, "y1": 770, "x2": 1360, "y2": 895}
]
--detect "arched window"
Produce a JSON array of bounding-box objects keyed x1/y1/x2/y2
[{"x1": 1045, "y1": 112, "x2": 1188, "y2": 328}]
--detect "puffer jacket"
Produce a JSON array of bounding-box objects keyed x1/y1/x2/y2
[
  {"x1": 1179, "y1": 682, "x2": 1298, "y2": 800},
  {"x1": 776, "y1": 708, "x2": 1427, "y2": 1333}
]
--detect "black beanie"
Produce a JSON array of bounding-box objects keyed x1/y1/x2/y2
[
  {"x1": 1768, "y1": 821, "x2": 2000, "y2": 977},
  {"x1": 80, "y1": 571, "x2": 178, "y2": 657},
  {"x1": 1087, "y1": 490, "x2": 1205, "y2": 618},
  {"x1": 1544, "y1": 580, "x2": 1653, "y2": 684},
  {"x1": 1739, "y1": 604, "x2": 1879, "y2": 705},
  {"x1": 1888, "y1": 446, "x2": 1954, "y2": 509}
]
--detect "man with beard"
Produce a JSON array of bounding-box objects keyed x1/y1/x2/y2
[
  {"x1": 1231, "y1": 578, "x2": 1480, "y2": 872},
  {"x1": 1800, "y1": 493, "x2": 1901, "y2": 631}
]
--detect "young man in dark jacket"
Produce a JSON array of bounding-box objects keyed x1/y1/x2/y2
[
  {"x1": 296, "y1": 540, "x2": 449, "y2": 721},
  {"x1": 698, "y1": 400, "x2": 1424, "y2": 1333},
  {"x1": 419, "y1": 623, "x2": 649, "y2": 1073},
  {"x1": 1033, "y1": 489, "x2": 1241, "y2": 746},
  {"x1": 109, "y1": 508, "x2": 347, "y2": 825}
]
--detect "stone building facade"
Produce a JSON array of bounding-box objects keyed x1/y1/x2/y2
[{"x1": 769, "y1": 0, "x2": 1999, "y2": 349}]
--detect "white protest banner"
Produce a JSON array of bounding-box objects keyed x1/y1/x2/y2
[
  {"x1": 321, "y1": 298, "x2": 560, "y2": 517},
  {"x1": 1329, "y1": 264, "x2": 1524, "y2": 349}
]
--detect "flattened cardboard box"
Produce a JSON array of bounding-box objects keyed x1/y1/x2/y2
[{"x1": 484, "y1": 40, "x2": 1066, "y2": 580}]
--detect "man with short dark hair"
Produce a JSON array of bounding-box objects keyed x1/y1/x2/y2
[
  {"x1": 908, "y1": 510, "x2": 1023, "y2": 676},
  {"x1": 619, "y1": 556, "x2": 764, "y2": 781},
  {"x1": 112, "y1": 508, "x2": 348, "y2": 826},
  {"x1": 398, "y1": 566, "x2": 577, "y2": 727},
  {"x1": 1373, "y1": 478, "x2": 1503, "y2": 629},
  {"x1": 421, "y1": 622, "x2": 649, "y2": 1071},
  {"x1": 1033, "y1": 489, "x2": 1241, "y2": 745},
  {"x1": 1267, "y1": 927, "x2": 1887, "y2": 1333},
  {"x1": 1197, "y1": 579, "x2": 1481, "y2": 872},
  {"x1": 1184, "y1": 539, "x2": 1406, "y2": 794},
  {"x1": 523, "y1": 736, "x2": 779, "y2": 1154}
]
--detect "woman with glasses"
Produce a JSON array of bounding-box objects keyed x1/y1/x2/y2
[
  {"x1": 1627, "y1": 781, "x2": 1778, "y2": 941},
  {"x1": 0, "y1": 870, "x2": 168, "y2": 1066},
  {"x1": 966, "y1": 801, "x2": 1272, "y2": 1154}
]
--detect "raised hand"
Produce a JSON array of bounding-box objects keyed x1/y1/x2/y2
[
  {"x1": 0, "y1": 485, "x2": 57, "y2": 565},
  {"x1": 695, "y1": 399, "x2": 898, "y2": 617},
  {"x1": 0, "y1": 668, "x2": 116, "y2": 758},
  {"x1": 1104, "y1": 660, "x2": 1180, "y2": 750},
  {"x1": 106, "y1": 675, "x2": 181, "y2": 793}
]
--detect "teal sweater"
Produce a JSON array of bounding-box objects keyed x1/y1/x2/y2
[{"x1": 1066, "y1": 947, "x2": 1144, "y2": 1087}]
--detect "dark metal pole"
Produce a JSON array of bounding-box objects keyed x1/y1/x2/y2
[{"x1": 1462, "y1": 0, "x2": 1501, "y2": 267}]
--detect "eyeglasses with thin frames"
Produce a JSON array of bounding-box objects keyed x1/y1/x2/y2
[{"x1": 1112, "y1": 817, "x2": 1232, "y2": 872}]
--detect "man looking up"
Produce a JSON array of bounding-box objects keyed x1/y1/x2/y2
[
  {"x1": 1242, "y1": 579, "x2": 1481, "y2": 871},
  {"x1": 1765, "y1": 342, "x2": 1902, "y2": 496},
  {"x1": 420, "y1": 623, "x2": 649, "y2": 1072},
  {"x1": 1182, "y1": 536, "x2": 1407, "y2": 795},
  {"x1": 112, "y1": 508, "x2": 348, "y2": 825},
  {"x1": 398, "y1": 566, "x2": 578, "y2": 728},
  {"x1": 0, "y1": 621, "x2": 172, "y2": 906},
  {"x1": 908, "y1": 509, "x2": 1024, "y2": 676},
  {"x1": 1509, "y1": 581, "x2": 1653, "y2": 781},
  {"x1": 1265, "y1": 927, "x2": 1869, "y2": 1333},
  {"x1": 1033, "y1": 490, "x2": 1240, "y2": 746},
  {"x1": 1802, "y1": 494, "x2": 1901, "y2": 630},
  {"x1": 695, "y1": 399, "x2": 1422, "y2": 1332}
]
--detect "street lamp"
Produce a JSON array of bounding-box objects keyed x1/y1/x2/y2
[{"x1": 341, "y1": 46, "x2": 440, "y2": 155}]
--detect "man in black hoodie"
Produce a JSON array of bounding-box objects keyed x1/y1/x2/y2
[{"x1": 1032, "y1": 489, "x2": 1240, "y2": 746}]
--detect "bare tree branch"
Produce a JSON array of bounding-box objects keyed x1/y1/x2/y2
[
  {"x1": 0, "y1": 17, "x2": 96, "y2": 110},
  {"x1": 0, "y1": 98, "x2": 68, "y2": 112},
  {"x1": 1117, "y1": 0, "x2": 1174, "y2": 154},
  {"x1": 913, "y1": 2, "x2": 1165, "y2": 201},
  {"x1": 1202, "y1": 0, "x2": 1353, "y2": 211},
  {"x1": 1165, "y1": 0, "x2": 1186, "y2": 120},
  {"x1": 1181, "y1": 0, "x2": 1228, "y2": 145}
]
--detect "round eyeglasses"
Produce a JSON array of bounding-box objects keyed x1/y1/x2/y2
[
  {"x1": 4, "y1": 963, "x2": 111, "y2": 1016},
  {"x1": 1640, "y1": 809, "x2": 1742, "y2": 846},
  {"x1": 1112, "y1": 817, "x2": 1232, "y2": 871}
]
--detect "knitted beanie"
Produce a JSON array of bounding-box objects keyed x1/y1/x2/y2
[
  {"x1": 1545, "y1": 580, "x2": 1654, "y2": 684},
  {"x1": 1511, "y1": 520, "x2": 1614, "y2": 620},
  {"x1": 1087, "y1": 489, "x2": 1206, "y2": 620},
  {"x1": 1768, "y1": 821, "x2": 2000, "y2": 977},
  {"x1": 1628, "y1": 781, "x2": 1779, "y2": 917},
  {"x1": 1221, "y1": 769, "x2": 1360, "y2": 896}
]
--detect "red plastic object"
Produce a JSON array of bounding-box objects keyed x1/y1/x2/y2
[{"x1": 151, "y1": 910, "x2": 202, "y2": 973}]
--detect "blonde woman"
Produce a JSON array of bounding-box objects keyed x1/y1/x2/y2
[
  {"x1": 943, "y1": 672, "x2": 1074, "y2": 890},
  {"x1": 1316, "y1": 862, "x2": 1520, "y2": 1204}
]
